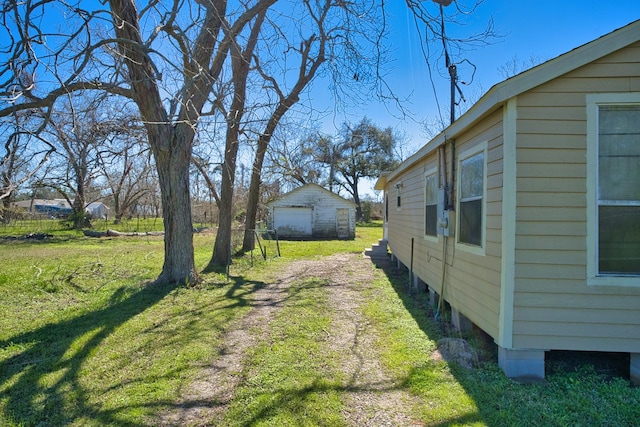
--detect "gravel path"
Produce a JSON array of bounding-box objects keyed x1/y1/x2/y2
[{"x1": 161, "y1": 252, "x2": 422, "y2": 426}]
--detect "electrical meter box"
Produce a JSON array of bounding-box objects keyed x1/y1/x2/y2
[{"x1": 437, "y1": 188, "x2": 455, "y2": 237}]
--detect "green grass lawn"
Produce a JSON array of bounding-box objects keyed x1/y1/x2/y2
[{"x1": 1, "y1": 222, "x2": 639, "y2": 426}]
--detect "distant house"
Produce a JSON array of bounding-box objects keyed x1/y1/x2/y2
[
  {"x1": 14, "y1": 199, "x2": 72, "y2": 217},
  {"x1": 266, "y1": 183, "x2": 356, "y2": 239},
  {"x1": 14, "y1": 199, "x2": 109, "y2": 219},
  {"x1": 375, "y1": 20, "x2": 640, "y2": 383}
]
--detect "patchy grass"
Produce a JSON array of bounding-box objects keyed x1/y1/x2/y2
[
  {"x1": 360, "y1": 267, "x2": 484, "y2": 425},
  {"x1": 0, "y1": 226, "x2": 383, "y2": 426},
  {"x1": 267, "y1": 223, "x2": 383, "y2": 260},
  {"x1": 2, "y1": 223, "x2": 639, "y2": 426},
  {"x1": 0, "y1": 234, "x2": 245, "y2": 426},
  {"x1": 359, "y1": 265, "x2": 640, "y2": 426},
  {"x1": 219, "y1": 277, "x2": 345, "y2": 426}
]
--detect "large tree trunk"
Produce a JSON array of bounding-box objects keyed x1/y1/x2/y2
[
  {"x1": 1, "y1": 196, "x2": 11, "y2": 224},
  {"x1": 348, "y1": 178, "x2": 362, "y2": 222},
  {"x1": 110, "y1": 0, "x2": 198, "y2": 284},
  {"x1": 241, "y1": 40, "x2": 324, "y2": 252},
  {"x1": 153, "y1": 132, "x2": 197, "y2": 284},
  {"x1": 72, "y1": 174, "x2": 91, "y2": 229},
  {"x1": 210, "y1": 153, "x2": 237, "y2": 269},
  {"x1": 208, "y1": 99, "x2": 243, "y2": 269},
  {"x1": 208, "y1": 10, "x2": 266, "y2": 269},
  {"x1": 242, "y1": 136, "x2": 268, "y2": 251}
]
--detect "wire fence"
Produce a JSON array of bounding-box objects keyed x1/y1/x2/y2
[
  {"x1": 0, "y1": 215, "x2": 281, "y2": 262},
  {"x1": 228, "y1": 226, "x2": 281, "y2": 264},
  {"x1": 0, "y1": 214, "x2": 168, "y2": 236}
]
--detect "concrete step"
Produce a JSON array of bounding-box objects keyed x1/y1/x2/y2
[
  {"x1": 363, "y1": 249, "x2": 388, "y2": 258},
  {"x1": 363, "y1": 239, "x2": 389, "y2": 264}
]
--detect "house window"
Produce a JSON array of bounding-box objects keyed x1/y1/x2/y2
[
  {"x1": 457, "y1": 145, "x2": 486, "y2": 248},
  {"x1": 425, "y1": 170, "x2": 438, "y2": 237},
  {"x1": 596, "y1": 105, "x2": 640, "y2": 275},
  {"x1": 396, "y1": 185, "x2": 402, "y2": 209}
]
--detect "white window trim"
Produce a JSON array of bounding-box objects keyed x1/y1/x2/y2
[
  {"x1": 455, "y1": 141, "x2": 488, "y2": 256},
  {"x1": 586, "y1": 93, "x2": 640, "y2": 287},
  {"x1": 396, "y1": 182, "x2": 403, "y2": 211},
  {"x1": 424, "y1": 167, "x2": 439, "y2": 242}
]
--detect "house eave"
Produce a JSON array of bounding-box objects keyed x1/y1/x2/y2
[{"x1": 374, "y1": 172, "x2": 390, "y2": 191}]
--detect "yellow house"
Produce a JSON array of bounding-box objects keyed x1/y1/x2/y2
[{"x1": 376, "y1": 20, "x2": 640, "y2": 382}]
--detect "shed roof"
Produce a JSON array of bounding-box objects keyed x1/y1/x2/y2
[
  {"x1": 376, "y1": 19, "x2": 640, "y2": 188},
  {"x1": 267, "y1": 183, "x2": 356, "y2": 207}
]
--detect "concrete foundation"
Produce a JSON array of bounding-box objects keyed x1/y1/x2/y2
[
  {"x1": 498, "y1": 347, "x2": 546, "y2": 380},
  {"x1": 428, "y1": 288, "x2": 439, "y2": 307},
  {"x1": 413, "y1": 275, "x2": 425, "y2": 292},
  {"x1": 631, "y1": 353, "x2": 640, "y2": 385},
  {"x1": 451, "y1": 307, "x2": 473, "y2": 333}
]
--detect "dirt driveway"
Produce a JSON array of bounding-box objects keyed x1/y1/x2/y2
[{"x1": 161, "y1": 252, "x2": 424, "y2": 426}]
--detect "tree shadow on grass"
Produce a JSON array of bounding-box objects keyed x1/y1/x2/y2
[
  {"x1": 0, "y1": 281, "x2": 175, "y2": 426},
  {"x1": 369, "y1": 256, "x2": 640, "y2": 427},
  {"x1": 195, "y1": 367, "x2": 483, "y2": 426}
]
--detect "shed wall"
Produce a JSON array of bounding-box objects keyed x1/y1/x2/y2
[{"x1": 268, "y1": 185, "x2": 356, "y2": 239}]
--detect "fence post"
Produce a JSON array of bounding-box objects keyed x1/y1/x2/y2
[{"x1": 274, "y1": 230, "x2": 281, "y2": 257}]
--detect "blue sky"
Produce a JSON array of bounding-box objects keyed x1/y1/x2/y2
[
  {"x1": 343, "y1": 0, "x2": 640, "y2": 197},
  {"x1": 342, "y1": 1, "x2": 640, "y2": 148},
  {"x1": 19, "y1": 1, "x2": 639, "y2": 197}
]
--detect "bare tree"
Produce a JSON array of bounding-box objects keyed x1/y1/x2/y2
[
  {"x1": 317, "y1": 118, "x2": 400, "y2": 221},
  {"x1": 208, "y1": 8, "x2": 267, "y2": 269},
  {"x1": 237, "y1": 0, "x2": 393, "y2": 253},
  {"x1": 35, "y1": 94, "x2": 128, "y2": 228},
  {"x1": 406, "y1": 0, "x2": 499, "y2": 126},
  {"x1": 1, "y1": 0, "x2": 279, "y2": 283},
  {"x1": 98, "y1": 123, "x2": 155, "y2": 224},
  {"x1": 264, "y1": 126, "x2": 326, "y2": 190},
  {"x1": 497, "y1": 54, "x2": 546, "y2": 79},
  {"x1": 0, "y1": 111, "x2": 56, "y2": 222},
  {"x1": 0, "y1": 0, "x2": 397, "y2": 279}
]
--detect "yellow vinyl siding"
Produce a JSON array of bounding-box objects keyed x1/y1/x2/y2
[
  {"x1": 515, "y1": 307, "x2": 640, "y2": 324},
  {"x1": 515, "y1": 249, "x2": 585, "y2": 265},
  {"x1": 446, "y1": 109, "x2": 504, "y2": 338},
  {"x1": 518, "y1": 336, "x2": 640, "y2": 353},
  {"x1": 386, "y1": 109, "x2": 504, "y2": 341},
  {"x1": 517, "y1": 221, "x2": 585, "y2": 237},
  {"x1": 388, "y1": 161, "x2": 441, "y2": 286},
  {"x1": 386, "y1": 34, "x2": 640, "y2": 358},
  {"x1": 517, "y1": 177, "x2": 584, "y2": 192},
  {"x1": 569, "y1": 43, "x2": 640, "y2": 79},
  {"x1": 517, "y1": 106, "x2": 585, "y2": 121},
  {"x1": 516, "y1": 321, "x2": 640, "y2": 340},
  {"x1": 512, "y1": 42, "x2": 640, "y2": 351}
]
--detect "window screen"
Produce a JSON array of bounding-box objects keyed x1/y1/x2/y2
[
  {"x1": 425, "y1": 173, "x2": 437, "y2": 236},
  {"x1": 598, "y1": 105, "x2": 640, "y2": 274},
  {"x1": 459, "y1": 152, "x2": 484, "y2": 246}
]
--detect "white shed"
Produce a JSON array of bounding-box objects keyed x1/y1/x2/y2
[
  {"x1": 85, "y1": 202, "x2": 109, "y2": 219},
  {"x1": 266, "y1": 183, "x2": 356, "y2": 239}
]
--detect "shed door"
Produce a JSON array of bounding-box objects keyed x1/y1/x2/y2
[
  {"x1": 337, "y1": 208, "x2": 349, "y2": 239},
  {"x1": 273, "y1": 207, "x2": 313, "y2": 236}
]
